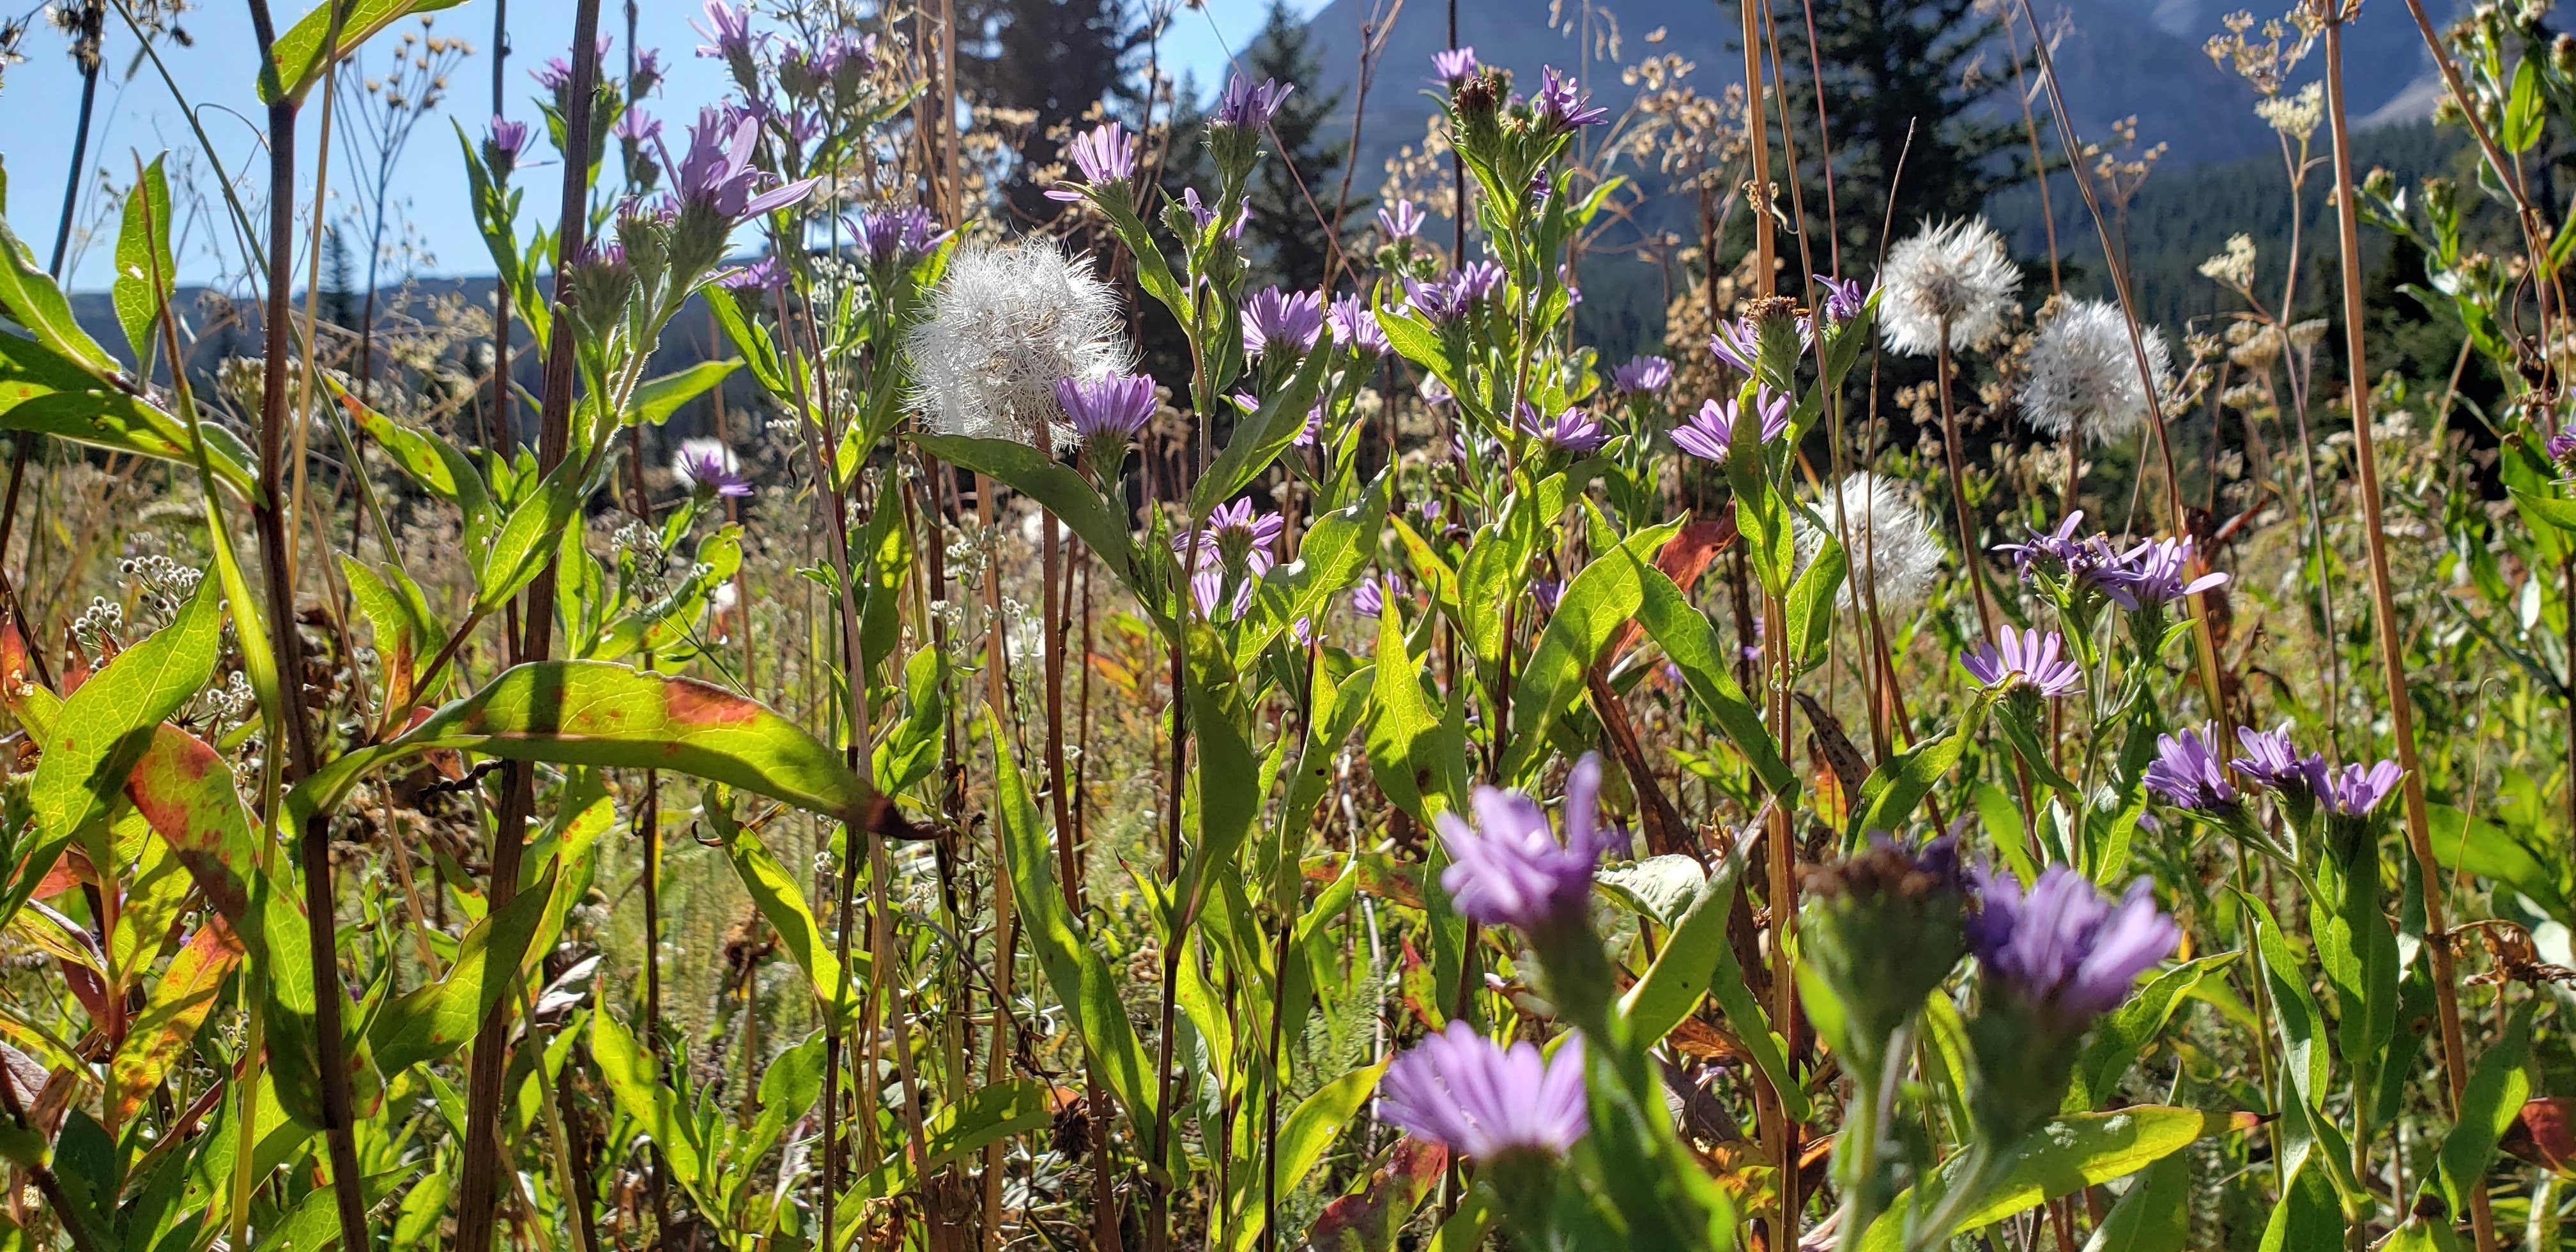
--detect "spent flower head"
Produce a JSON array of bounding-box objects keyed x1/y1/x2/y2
[
  {"x1": 1799, "y1": 472, "x2": 1942, "y2": 616},
  {"x1": 907, "y1": 241, "x2": 1133, "y2": 452},
  {"x1": 2020, "y1": 300, "x2": 2173, "y2": 448},
  {"x1": 1879, "y1": 217, "x2": 2020, "y2": 355}
]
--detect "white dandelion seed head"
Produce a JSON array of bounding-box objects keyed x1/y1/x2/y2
[
  {"x1": 1878, "y1": 217, "x2": 2021, "y2": 356},
  {"x1": 2019, "y1": 300, "x2": 2172, "y2": 448},
  {"x1": 1797, "y1": 471, "x2": 1943, "y2": 617},
  {"x1": 905, "y1": 239, "x2": 1133, "y2": 452}
]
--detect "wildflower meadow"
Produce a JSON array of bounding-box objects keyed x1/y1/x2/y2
[{"x1": 0, "y1": 0, "x2": 2573, "y2": 1248}]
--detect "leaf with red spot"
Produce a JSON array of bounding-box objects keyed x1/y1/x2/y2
[
  {"x1": 1307, "y1": 1137, "x2": 1448, "y2": 1252},
  {"x1": 108, "y1": 919, "x2": 241, "y2": 1122},
  {"x1": 289, "y1": 660, "x2": 877, "y2": 830}
]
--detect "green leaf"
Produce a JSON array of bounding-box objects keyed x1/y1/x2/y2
[
  {"x1": 1845, "y1": 708, "x2": 1979, "y2": 843},
  {"x1": 1783, "y1": 526, "x2": 1846, "y2": 668},
  {"x1": 912, "y1": 433, "x2": 1146, "y2": 604},
  {"x1": 706, "y1": 795, "x2": 866, "y2": 1025},
  {"x1": 1630, "y1": 554, "x2": 1795, "y2": 795},
  {"x1": 0, "y1": 353, "x2": 262, "y2": 501},
  {"x1": 1190, "y1": 341, "x2": 1335, "y2": 519},
  {"x1": 1615, "y1": 855, "x2": 1736, "y2": 1048},
  {"x1": 0, "y1": 200, "x2": 117, "y2": 375},
  {"x1": 475, "y1": 457, "x2": 585, "y2": 613},
  {"x1": 1365, "y1": 603, "x2": 1462, "y2": 822},
  {"x1": 111, "y1": 156, "x2": 174, "y2": 369},
  {"x1": 22, "y1": 575, "x2": 223, "y2": 911},
  {"x1": 1222, "y1": 1060, "x2": 1389, "y2": 1251},
  {"x1": 625, "y1": 360, "x2": 739, "y2": 426},
  {"x1": 2078, "y1": 1153, "x2": 2187, "y2": 1252},
  {"x1": 1864, "y1": 1107, "x2": 2241, "y2": 1248},
  {"x1": 980, "y1": 706, "x2": 1160, "y2": 1134},
  {"x1": 291, "y1": 661, "x2": 877, "y2": 829},
  {"x1": 2427, "y1": 802, "x2": 2572, "y2": 926},
  {"x1": 2506, "y1": 54, "x2": 2546, "y2": 151},
  {"x1": 2432, "y1": 1000, "x2": 2531, "y2": 1217},
  {"x1": 1501, "y1": 521, "x2": 1682, "y2": 780},
  {"x1": 261, "y1": 0, "x2": 468, "y2": 105},
  {"x1": 366, "y1": 863, "x2": 559, "y2": 1076},
  {"x1": 2068, "y1": 954, "x2": 2234, "y2": 1111},
  {"x1": 836, "y1": 1080, "x2": 1059, "y2": 1225},
  {"x1": 589, "y1": 1009, "x2": 706, "y2": 1195}
]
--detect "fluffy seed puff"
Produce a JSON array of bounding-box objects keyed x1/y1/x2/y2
[
  {"x1": 1797, "y1": 471, "x2": 1943, "y2": 618},
  {"x1": 905, "y1": 240, "x2": 1134, "y2": 452},
  {"x1": 1878, "y1": 217, "x2": 2020, "y2": 356},
  {"x1": 2019, "y1": 300, "x2": 2173, "y2": 448}
]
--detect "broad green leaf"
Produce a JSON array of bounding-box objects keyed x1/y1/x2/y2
[
  {"x1": 913, "y1": 432, "x2": 1147, "y2": 606},
  {"x1": 0, "y1": 199, "x2": 116, "y2": 374},
  {"x1": 2433, "y1": 1000, "x2": 2531, "y2": 1217},
  {"x1": 0, "y1": 365, "x2": 262, "y2": 501},
  {"x1": 1501, "y1": 520, "x2": 1681, "y2": 781},
  {"x1": 2067, "y1": 954, "x2": 2234, "y2": 1111},
  {"x1": 707, "y1": 795, "x2": 865, "y2": 1024},
  {"x1": 1365, "y1": 602, "x2": 1462, "y2": 822},
  {"x1": 1630, "y1": 556, "x2": 1795, "y2": 795},
  {"x1": 1222, "y1": 1060, "x2": 1389, "y2": 1251},
  {"x1": 261, "y1": 0, "x2": 469, "y2": 105},
  {"x1": 1191, "y1": 342, "x2": 1335, "y2": 519},
  {"x1": 291, "y1": 661, "x2": 876, "y2": 829},
  {"x1": 626, "y1": 359, "x2": 739, "y2": 426},
  {"x1": 1845, "y1": 708, "x2": 1979, "y2": 843},
  {"x1": 475, "y1": 457, "x2": 585, "y2": 613},
  {"x1": 111, "y1": 156, "x2": 174, "y2": 368},
  {"x1": 366, "y1": 864, "x2": 560, "y2": 1077},
  {"x1": 2078, "y1": 1153, "x2": 2187, "y2": 1252},
  {"x1": 23, "y1": 575, "x2": 222, "y2": 909},
  {"x1": 589, "y1": 1009, "x2": 706, "y2": 1194},
  {"x1": 1863, "y1": 1106, "x2": 2242, "y2": 1249},
  {"x1": 1616, "y1": 854, "x2": 1740, "y2": 1049}
]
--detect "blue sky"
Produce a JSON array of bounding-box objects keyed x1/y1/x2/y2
[{"x1": 1, "y1": 0, "x2": 1325, "y2": 290}]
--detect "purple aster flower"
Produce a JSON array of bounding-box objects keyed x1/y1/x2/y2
[
  {"x1": 1456, "y1": 261, "x2": 1506, "y2": 302},
  {"x1": 1402, "y1": 273, "x2": 1474, "y2": 323},
  {"x1": 717, "y1": 254, "x2": 787, "y2": 294},
  {"x1": 2547, "y1": 429, "x2": 2576, "y2": 465},
  {"x1": 694, "y1": 1, "x2": 756, "y2": 60},
  {"x1": 2094, "y1": 536, "x2": 2228, "y2": 611},
  {"x1": 2229, "y1": 724, "x2": 2324, "y2": 797},
  {"x1": 1432, "y1": 47, "x2": 1480, "y2": 86},
  {"x1": 672, "y1": 438, "x2": 753, "y2": 498},
  {"x1": 633, "y1": 47, "x2": 665, "y2": 91},
  {"x1": 2143, "y1": 722, "x2": 2237, "y2": 812},
  {"x1": 2315, "y1": 759, "x2": 2405, "y2": 819},
  {"x1": 1353, "y1": 572, "x2": 1403, "y2": 617},
  {"x1": 1968, "y1": 865, "x2": 2179, "y2": 1023},
  {"x1": 1045, "y1": 122, "x2": 1138, "y2": 202},
  {"x1": 1960, "y1": 627, "x2": 2084, "y2": 698},
  {"x1": 1533, "y1": 66, "x2": 1610, "y2": 132},
  {"x1": 1436, "y1": 754, "x2": 1625, "y2": 931},
  {"x1": 1378, "y1": 199, "x2": 1425, "y2": 240},
  {"x1": 1379, "y1": 1021, "x2": 1587, "y2": 1160},
  {"x1": 1421, "y1": 377, "x2": 1454, "y2": 408},
  {"x1": 1993, "y1": 511, "x2": 2089, "y2": 577},
  {"x1": 613, "y1": 107, "x2": 663, "y2": 145},
  {"x1": 1181, "y1": 187, "x2": 1250, "y2": 240},
  {"x1": 1709, "y1": 311, "x2": 1810, "y2": 375},
  {"x1": 848, "y1": 204, "x2": 940, "y2": 269},
  {"x1": 487, "y1": 118, "x2": 533, "y2": 172},
  {"x1": 1328, "y1": 294, "x2": 1391, "y2": 355},
  {"x1": 1242, "y1": 287, "x2": 1326, "y2": 359},
  {"x1": 1670, "y1": 390, "x2": 1791, "y2": 462},
  {"x1": 675, "y1": 106, "x2": 820, "y2": 221},
  {"x1": 1813, "y1": 273, "x2": 1873, "y2": 326},
  {"x1": 1531, "y1": 577, "x2": 1564, "y2": 615},
  {"x1": 1055, "y1": 373, "x2": 1158, "y2": 441},
  {"x1": 1292, "y1": 405, "x2": 1328, "y2": 448},
  {"x1": 1609, "y1": 355, "x2": 1672, "y2": 396},
  {"x1": 1515, "y1": 403, "x2": 1607, "y2": 455},
  {"x1": 1180, "y1": 499, "x2": 1285, "y2": 576},
  {"x1": 1213, "y1": 75, "x2": 1295, "y2": 130}
]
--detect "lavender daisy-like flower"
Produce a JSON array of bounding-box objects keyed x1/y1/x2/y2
[
  {"x1": 674, "y1": 106, "x2": 820, "y2": 222},
  {"x1": 1515, "y1": 404, "x2": 1607, "y2": 455},
  {"x1": 2230, "y1": 724, "x2": 2324, "y2": 797},
  {"x1": 1968, "y1": 865, "x2": 2179, "y2": 1023},
  {"x1": 1879, "y1": 217, "x2": 2021, "y2": 355},
  {"x1": 1457, "y1": 261, "x2": 1506, "y2": 302},
  {"x1": 1531, "y1": 577, "x2": 1565, "y2": 615},
  {"x1": 2548, "y1": 429, "x2": 2576, "y2": 467},
  {"x1": 487, "y1": 117, "x2": 533, "y2": 173},
  {"x1": 1993, "y1": 512, "x2": 2089, "y2": 577},
  {"x1": 1671, "y1": 390, "x2": 1791, "y2": 462},
  {"x1": 849, "y1": 204, "x2": 940, "y2": 270},
  {"x1": 672, "y1": 438, "x2": 753, "y2": 498},
  {"x1": 2143, "y1": 722, "x2": 2237, "y2": 812},
  {"x1": 2315, "y1": 759, "x2": 2405, "y2": 819},
  {"x1": 2094, "y1": 535, "x2": 2228, "y2": 611},
  {"x1": 694, "y1": 1, "x2": 756, "y2": 61},
  {"x1": 1812, "y1": 273, "x2": 1873, "y2": 326},
  {"x1": 1378, "y1": 199, "x2": 1425, "y2": 240},
  {"x1": 1379, "y1": 1021, "x2": 1587, "y2": 1161},
  {"x1": 1532, "y1": 66, "x2": 1610, "y2": 132},
  {"x1": 1708, "y1": 312, "x2": 1809, "y2": 376},
  {"x1": 1353, "y1": 572, "x2": 1403, "y2": 617},
  {"x1": 1435, "y1": 754, "x2": 1623, "y2": 931},
  {"x1": 1055, "y1": 373, "x2": 1158, "y2": 443},
  {"x1": 1182, "y1": 499, "x2": 1285, "y2": 576},
  {"x1": 1045, "y1": 122, "x2": 1138, "y2": 201},
  {"x1": 1327, "y1": 294, "x2": 1391, "y2": 355},
  {"x1": 1242, "y1": 287, "x2": 1326, "y2": 359},
  {"x1": 1609, "y1": 356, "x2": 1672, "y2": 396},
  {"x1": 1403, "y1": 273, "x2": 1475, "y2": 324},
  {"x1": 1959, "y1": 627, "x2": 2083, "y2": 698},
  {"x1": 1432, "y1": 47, "x2": 1480, "y2": 86},
  {"x1": 1213, "y1": 74, "x2": 1294, "y2": 130},
  {"x1": 717, "y1": 254, "x2": 787, "y2": 294},
  {"x1": 614, "y1": 108, "x2": 664, "y2": 146}
]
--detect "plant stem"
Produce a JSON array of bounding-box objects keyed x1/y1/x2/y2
[{"x1": 2319, "y1": 19, "x2": 2493, "y2": 1252}]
